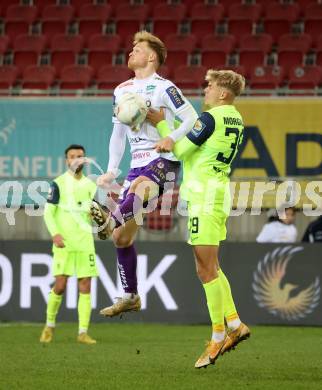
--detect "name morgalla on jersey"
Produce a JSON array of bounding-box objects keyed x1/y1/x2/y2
[{"x1": 112, "y1": 72, "x2": 194, "y2": 168}]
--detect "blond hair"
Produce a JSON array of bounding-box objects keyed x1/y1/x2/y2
[
  {"x1": 133, "y1": 31, "x2": 167, "y2": 67},
  {"x1": 206, "y1": 69, "x2": 245, "y2": 96}
]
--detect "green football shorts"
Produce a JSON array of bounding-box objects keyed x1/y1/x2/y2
[
  {"x1": 187, "y1": 178, "x2": 230, "y2": 246},
  {"x1": 52, "y1": 248, "x2": 98, "y2": 278}
]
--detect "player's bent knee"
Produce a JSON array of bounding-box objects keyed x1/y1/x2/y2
[{"x1": 112, "y1": 230, "x2": 134, "y2": 248}]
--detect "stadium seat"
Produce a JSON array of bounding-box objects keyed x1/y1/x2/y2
[
  {"x1": 239, "y1": 50, "x2": 266, "y2": 76},
  {"x1": 249, "y1": 65, "x2": 285, "y2": 90},
  {"x1": 277, "y1": 51, "x2": 304, "y2": 73},
  {"x1": 316, "y1": 35, "x2": 322, "y2": 51},
  {"x1": 22, "y1": 65, "x2": 56, "y2": 89},
  {"x1": 174, "y1": 65, "x2": 207, "y2": 90},
  {"x1": 78, "y1": 20, "x2": 105, "y2": 44},
  {"x1": 77, "y1": 3, "x2": 112, "y2": 21},
  {"x1": 314, "y1": 51, "x2": 322, "y2": 67},
  {"x1": 227, "y1": 20, "x2": 254, "y2": 44},
  {"x1": 88, "y1": 51, "x2": 114, "y2": 73},
  {"x1": 5, "y1": 21, "x2": 30, "y2": 45},
  {"x1": 239, "y1": 34, "x2": 273, "y2": 54},
  {"x1": 200, "y1": 51, "x2": 227, "y2": 68},
  {"x1": 304, "y1": 3, "x2": 322, "y2": 19},
  {"x1": 157, "y1": 65, "x2": 170, "y2": 79},
  {"x1": 42, "y1": 5, "x2": 75, "y2": 23},
  {"x1": 70, "y1": 0, "x2": 95, "y2": 10},
  {"x1": 116, "y1": 21, "x2": 142, "y2": 40},
  {"x1": 219, "y1": 0, "x2": 245, "y2": 15},
  {"x1": 33, "y1": 0, "x2": 56, "y2": 14},
  {"x1": 51, "y1": 51, "x2": 77, "y2": 76},
  {"x1": 0, "y1": 65, "x2": 18, "y2": 89},
  {"x1": 164, "y1": 34, "x2": 196, "y2": 53},
  {"x1": 288, "y1": 65, "x2": 322, "y2": 90},
  {"x1": 115, "y1": 3, "x2": 150, "y2": 22},
  {"x1": 51, "y1": 35, "x2": 84, "y2": 53},
  {"x1": 190, "y1": 20, "x2": 217, "y2": 43},
  {"x1": 278, "y1": 34, "x2": 312, "y2": 53},
  {"x1": 201, "y1": 34, "x2": 236, "y2": 54},
  {"x1": 5, "y1": 5, "x2": 38, "y2": 23},
  {"x1": 14, "y1": 35, "x2": 47, "y2": 53},
  {"x1": 13, "y1": 51, "x2": 39, "y2": 75},
  {"x1": 263, "y1": 20, "x2": 292, "y2": 44},
  {"x1": 0, "y1": 0, "x2": 19, "y2": 16},
  {"x1": 228, "y1": 3, "x2": 262, "y2": 22},
  {"x1": 42, "y1": 21, "x2": 68, "y2": 42},
  {"x1": 165, "y1": 51, "x2": 189, "y2": 71},
  {"x1": 60, "y1": 65, "x2": 94, "y2": 90},
  {"x1": 153, "y1": 21, "x2": 178, "y2": 41},
  {"x1": 304, "y1": 19, "x2": 322, "y2": 46},
  {"x1": 88, "y1": 34, "x2": 121, "y2": 52},
  {"x1": 264, "y1": 3, "x2": 300, "y2": 22},
  {"x1": 0, "y1": 36, "x2": 10, "y2": 54},
  {"x1": 188, "y1": 3, "x2": 224, "y2": 22},
  {"x1": 152, "y1": 3, "x2": 186, "y2": 21},
  {"x1": 96, "y1": 65, "x2": 133, "y2": 90}
]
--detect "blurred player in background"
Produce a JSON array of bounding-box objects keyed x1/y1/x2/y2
[
  {"x1": 93, "y1": 31, "x2": 198, "y2": 317},
  {"x1": 40, "y1": 144, "x2": 98, "y2": 345},
  {"x1": 147, "y1": 70, "x2": 250, "y2": 368}
]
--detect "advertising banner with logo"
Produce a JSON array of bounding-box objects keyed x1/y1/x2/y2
[{"x1": 0, "y1": 241, "x2": 321, "y2": 325}]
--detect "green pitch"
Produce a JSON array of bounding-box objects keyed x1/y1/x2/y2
[{"x1": 1, "y1": 323, "x2": 322, "y2": 390}]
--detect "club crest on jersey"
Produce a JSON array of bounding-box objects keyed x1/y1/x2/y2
[
  {"x1": 191, "y1": 119, "x2": 206, "y2": 137},
  {"x1": 157, "y1": 161, "x2": 165, "y2": 169},
  {"x1": 166, "y1": 86, "x2": 185, "y2": 109}
]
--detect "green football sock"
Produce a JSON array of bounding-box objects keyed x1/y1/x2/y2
[
  {"x1": 78, "y1": 293, "x2": 92, "y2": 333},
  {"x1": 219, "y1": 269, "x2": 241, "y2": 325},
  {"x1": 46, "y1": 289, "x2": 63, "y2": 327},
  {"x1": 203, "y1": 277, "x2": 225, "y2": 333}
]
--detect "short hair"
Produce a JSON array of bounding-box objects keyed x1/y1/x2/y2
[
  {"x1": 205, "y1": 69, "x2": 245, "y2": 97},
  {"x1": 133, "y1": 31, "x2": 167, "y2": 67},
  {"x1": 64, "y1": 144, "x2": 85, "y2": 157}
]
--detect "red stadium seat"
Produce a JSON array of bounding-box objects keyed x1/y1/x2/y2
[
  {"x1": 264, "y1": 3, "x2": 300, "y2": 22},
  {"x1": 201, "y1": 34, "x2": 236, "y2": 54},
  {"x1": 14, "y1": 35, "x2": 47, "y2": 53},
  {"x1": 239, "y1": 34, "x2": 273, "y2": 54},
  {"x1": 250, "y1": 65, "x2": 285, "y2": 90},
  {"x1": 189, "y1": 3, "x2": 224, "y2": 22},
  {"x1": 0, "y1": 36, "x2": 10, "y2": 54},
  {"x1": 304, "y1": 3, "x2": 322, "y2": 19},
  {"x1": 42, "y1": 5, "x2": 75, "y2": 23},
  {"x1": 88, "y1": 51, "x2": 114, "y2": 72},
  {"x1": 0, "y1": 66, "x2": 18, "y2": 89},
  {"x1": 190, "y1": 20, "x2": 217, "y2": 43},
  {"x1": 78, "y1": 3, "x2": 112, "y2": 21},
  {"x1": 288, "y1": 65, "x2": 322, "y2": 90},
  {"x1": 115, "y1": 3, "x2": 150, "y2": 22},
  {"x1": 51, "y1": 51, "x2": 77, "y2": 76},
  {"x1": 60, "y1": 65, "x2": 94, "y2": 89},
  {"x1": 278, "y1": 34, "x2": 312, "y2": 53},
  {"x1": 13, "y1": 52, "x2": 39, "y2": 75},
  {"x1": 165, "y1": 51, "x2": 189, "y2": 70},
  {"x1": 164, "y1": 34, "x2": 196, "y2": 53},
  {"x1": 152, "y1": 3, "x2": 186, "y2": 21},
  {"x1": 78, "y1": 20, "x2": 105, "y2": 43},
  {"x1": 316, "y1": 35, "x2": 322, "y2": 51},
  {"x1": 70, "y1": 0, "x2": 94, "y2": 10},
  {"x1": 51, "y1": 35, "x2": 84, "y2": 53},
  {"x1": 5, "y1": 21, "x2": 30, "y2": 45},
  {"x1": 6, "y1": 5, "x2": 38, "y2": 23},
  {"x1": 1, "y1": 0, "x2": 19, "y2": 15},
  {"x1": 277, "y1": 51, "x2": 304, "y2": 73},
  {"x1": 304, "y1": 20, "x2": 322, "y2": 46},
  {"x1": 227, "y1": 20, "x2": 254, "y2": 44},
  {"x1": 228, "y1": 3, "x2": 262, "y2": 22},
  {"x1": 96, "y1": 65, "x2": 133, "y2": 90},
  {"x1": 42, "y1": 21, "x2": 68, "y2": 42},
  {"x1": 88, "y1": 34, "x2": 121, "y2": 52},
  {"x1": 157, "y1": 65, "x2": 170, "y2": 79},
  {"x1": 219, "y1": 0, "x2": 244, "y2": 15},
  {"x1": 153, "y1": 21, "x2": 178, "y2": 41},
  {"x1": 263, "y1": 20, "x2": 292, "y2": 44},
  {"x1": 116, "y1": 21, "x2": 142, "y2": 40},
  {"x1": 239, "y1": 50, "x2": 266, "y2": 76},
  {"x1": 200, "y1": 51, "x2": 227, "y2": 68},
  {"x1": 174, "y1": 65, "x2": 207, "y2": 90},
  {"x1": 315, "y1": 51, "x2": 322, "y2": 67},
  {"x1": 22, "y1": 65, "x2": 56, "y2": 89},
  {"x1": 33, "y1": 0, "x2": 56, "y2": 14}
]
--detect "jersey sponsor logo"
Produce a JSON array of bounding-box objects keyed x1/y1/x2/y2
[
  {"x1": 166, "y1": 86, "x2": 185, "y2": 109},
  {"x1": 191, "y1": 119, "x2": 206, "y2": 137},
  {"x1": 132, "y1": 151, "x2": 151, "y2": 160},
  {"x1": 146, "y1": 85, "x2": 156, "y2": 91}
]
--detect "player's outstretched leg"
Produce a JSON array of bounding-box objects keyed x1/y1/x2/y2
[{"x1": 218, "y1": 269, "x2": 250, "y2": 354}]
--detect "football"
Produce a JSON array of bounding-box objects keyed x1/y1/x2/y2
[{"x1": 115, "y1": 92, "x2": 148, "y2": 131}]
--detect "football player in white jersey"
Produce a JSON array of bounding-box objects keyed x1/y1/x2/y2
[{"x1": 93, "y1": 31, "x2": 198, "y2": 317}]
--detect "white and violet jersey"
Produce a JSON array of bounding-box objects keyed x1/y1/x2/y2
[{"x1": 111, "y1": 72, "x2": 198, "y2": 168}]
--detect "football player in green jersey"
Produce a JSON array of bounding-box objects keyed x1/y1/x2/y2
[
  {"x1": 40, "y1": 145, "x2": 98, "y2": 345},
  {"x1": 147, "y1": 70, "x2": 250, "y2": 368}
]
